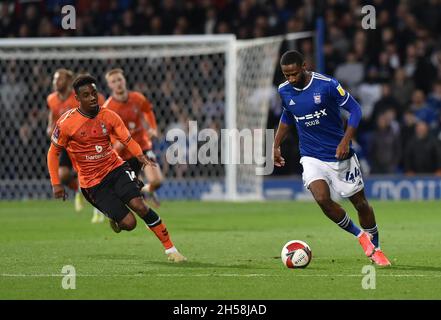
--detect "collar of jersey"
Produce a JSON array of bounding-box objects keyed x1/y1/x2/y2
[
  {"x1": 292, "y1": 73, "x2": 314, "y2": 91},
  {"x1": 77, "y1": 106, "x2": 100, "y2": 119}
]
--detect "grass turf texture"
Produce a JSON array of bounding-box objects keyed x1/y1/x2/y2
[{"x1": 1, "y1": 200, "x2": 440, "y2": 299}]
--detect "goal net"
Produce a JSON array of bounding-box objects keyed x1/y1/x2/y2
[{"x1": 0, "y1": 33, "x2": 313, "y2": 201}]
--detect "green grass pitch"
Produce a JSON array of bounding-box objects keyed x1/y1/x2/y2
[{"x1": 1, "y1": 199, "x2": 440, "y2": 299}]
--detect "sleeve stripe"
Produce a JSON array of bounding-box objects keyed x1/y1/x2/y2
[
  {"x1": 51, "y1": 140, "x2": 63, "y2": 149},
  {"x1": 278, "y1": 81, "x2": 289, "y2": 89},
  {"x1": 339, "y1": 93, "x2": 350, "y2": 107}
]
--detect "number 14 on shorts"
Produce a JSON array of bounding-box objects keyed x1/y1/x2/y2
[
  {"x1": 125, "y1": 170, "x2": 136, "y2": 181},
  {"x1": 345, "y1": 167, "x2": 360, "y2": 183}
]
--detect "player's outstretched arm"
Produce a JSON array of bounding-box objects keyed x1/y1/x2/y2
[
  {"x1": 336, "y1": 95, "x2": 362, "y2": 160},
  {"x1": 336, "y1": 126, "x2": 356, "y2": 160},
  {"x1": 46, "y1": 110, "x2": 54, "y2": 137},
  {"x1": 273, "y1": 120, "x2": 292, "y2": 167},
  {"x1": 47, "y1": 143, "x2": 66, "y2": 200}
]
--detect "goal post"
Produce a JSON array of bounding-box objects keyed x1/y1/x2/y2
[{"x1": 0, "y1": 32, "x2": 313, "y2": 201}]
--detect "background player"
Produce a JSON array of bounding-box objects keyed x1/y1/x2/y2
[
  {"x1": 47, "y1": 75, "x2": 186, "y2": 263},
  {"x1": 47, "y1": 69, "x2": 107, "y2": 221},
  {"x1": 273, "y1": 50, "x2": 391, "y2": 266},
  {"x1": 104, "y1": 68, "x2": 163, "y2": 208},
  {"x1": 46, "y1": 69, "x2": 84, "y2": 212}
]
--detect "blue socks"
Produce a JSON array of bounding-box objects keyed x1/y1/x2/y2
[
  {"x1": 364, "y1": 225, "x2": 379, "y2": 248},
  {"x1": 337, "y1": 212, "x2": 362, "y2": 237}
]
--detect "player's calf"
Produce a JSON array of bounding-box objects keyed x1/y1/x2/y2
[
  {"x1": 349, "y1": 192, "x2": 380, "y2": 248},
  {"x1": 128, "y1": 197, "x2": 185, "y2": 261}
]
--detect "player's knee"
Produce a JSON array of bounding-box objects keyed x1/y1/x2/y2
[
  {"x1": 150, "y1": 179, "x2": 163, "y2": 190},
  {"x1": 315, "y1": 195, "x2": 332, "y2": 209},
  {"x1": 131, "y1": 201, "x2": 149, "y2": 217},
  {"x1": 120, "y1": 215, "x2": 137, "y2": 231},
  {"x1": 354, "y1": 198, "x2": 370, "y2": 213}
]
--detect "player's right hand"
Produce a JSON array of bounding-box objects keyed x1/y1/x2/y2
[
  {"x1": 273, "y1": 146, "x2": 286, "y2": 167},
  {"x1": 137, "y1": 154, "x2": 157, "y2": 169},
  {"x1": 52, "y1": 184, "x2": 67, "y2": 200}
]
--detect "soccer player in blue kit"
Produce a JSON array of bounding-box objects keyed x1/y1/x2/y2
[{"x1": 273, "y1": 50, "x2": 390, "y2": 266}]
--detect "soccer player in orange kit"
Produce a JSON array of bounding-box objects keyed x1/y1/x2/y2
[
  {"x1": 46, "y1": 69, "x2": 84, "y2": 211},
  {"x1": 47, "y1": 75, "x2": 186, "y2": 262},
  {"x1": 104, "y1": 68, "x2": 163, "y2": 208},
  {"x1": 47, "y1": 69, "x2": 106, "y2": 214}
]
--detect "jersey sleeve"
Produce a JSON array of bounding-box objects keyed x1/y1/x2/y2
[
  {"x1": 279, "y1": 93, "x2": 295, "y2": 125},
  {"x1": 98, "y1": 93, "x2": 106, "y2": 106},
  {"x1": 51, "y1": 122, "x2": 69, "y2": 148},
  {"x1": 142, "y1": 100, "x2": 157, "y2": 130},
  {"x1": 46, "y1": 96, "x2": 52, "y2": 110},
  {"x1": 330, "y1": 78, "x2": 362, "y2": 128},
  {"x1": 136, "y1": 92, "x2": 157, "y2": 130},
  {"x1": 106, "y1": 109, "x2": 132, "y2": 144},
  {"x1": 106, "y1": 109, "x2": 143, "y2": 157},
  {"x1": 329, "y1": 78, "x2": 350, "y2": 107}
]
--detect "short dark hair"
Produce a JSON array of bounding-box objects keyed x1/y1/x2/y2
[
  {"x1": 72, "y1": 74, "x2": 97, "y2": 94},
  {"x1": 280, "y1": 50, "x2": 304, "y2": 66}
]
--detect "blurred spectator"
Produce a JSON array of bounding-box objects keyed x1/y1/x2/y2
[
  {"x1": 369, "y1": 83, "x2": 402, "y2": 129},
  {"x1": 409, "y1": 89, "x2": 438, "y2": 128},
  {"x1": 323, "y1": 41, "x2": 341, "y2": 75},
  {"x1": 204, "y1": 7, "x2": 218, "y2": 34},
  {"x1": 413, "y1": 39, "x2": 438, "y2": 94},
  {"x1": 0, "y1": 2, "x2": 15, "y2": 37},
  {"x1": 368, "y1": 109, "x2": 401, "y2": 174},
  {"x1": 334, "y1": 51, "x2": 364, "y2": 94},
  {"x1": 427, "y1": 80, "x2": 441, "y2": 114},
  {"x1": 357, "y1": 66, "x2": 382, "y2": 121},
  {"x1": 390, "y1": 68, "x2": 415, "y2": 110},
  {"x1": 404, "y1": 121, "x2": 441, "y2": 175}
]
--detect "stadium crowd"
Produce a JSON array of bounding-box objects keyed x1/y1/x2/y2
[{"x1": 1, "y1": 0, "x2": 441, "y2": 177}]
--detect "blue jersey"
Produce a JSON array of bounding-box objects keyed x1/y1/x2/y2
[{"x1": 278, "y1": 72, "x2": 355, "y2": 162}]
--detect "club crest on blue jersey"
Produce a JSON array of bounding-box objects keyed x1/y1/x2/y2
[{"x1": 313, "y1": 93, "x2": 321, "y2": 104}]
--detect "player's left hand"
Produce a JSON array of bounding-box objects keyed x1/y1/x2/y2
[
  {"x1": 52, "y1": 184, "x2": 67, "y2": 201},
  {"x1": 335, "y1": 140, "x2": 350, "y2": 160},
  {"x1": 137, "y1": 154, "x2": 157, "y2": 169},
  {"x1": 273, "y1": 146, "x2": 286, "y2": 167}
]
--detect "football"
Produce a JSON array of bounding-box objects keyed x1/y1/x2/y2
[{"x1": 281, "y1": 240, "x2": 312, "y2": 268}]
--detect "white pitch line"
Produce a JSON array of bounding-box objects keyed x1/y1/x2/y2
[{"x1": 1, "y1": 273, "x2": 441, "y2": 278}]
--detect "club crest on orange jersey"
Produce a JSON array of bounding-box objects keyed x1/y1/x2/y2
[
  {"x1": 100, "y1": 122, "x2": 107, "y2": 135},
  {"x1": 52, "y1": 126, "x2": 60, "y2": 143}
]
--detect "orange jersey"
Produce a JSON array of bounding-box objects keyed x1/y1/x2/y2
[
  {"x1": 51, "y1": 107, "x2": 136, "y2": 188},
  {"x1": 97, "y1": 92, "x2": 106, "y2": 105},
  {"x1": 47, "y1": 90, "x2": 78, "y2": 127},
  {"x1": 47, "y1": 91, "x2": 106, "y2": 134},
  {"x1": 103, "y1": 91, "x2": 157, "y2": 160}
]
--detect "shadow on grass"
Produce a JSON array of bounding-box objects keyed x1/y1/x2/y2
[
  {"x1": 87, "y1": 254, "x2": 140, "y2": 260},
  {"x1": 388, "y1": 264, "x2": 441, "y2": 272},
  {"x1": 146, "y1": 260, "x2": 265, "y2": 269}
]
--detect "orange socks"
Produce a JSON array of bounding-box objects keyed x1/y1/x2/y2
[{"x1": 149, "y1": 223, "x2": 174, "y2": 250}]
